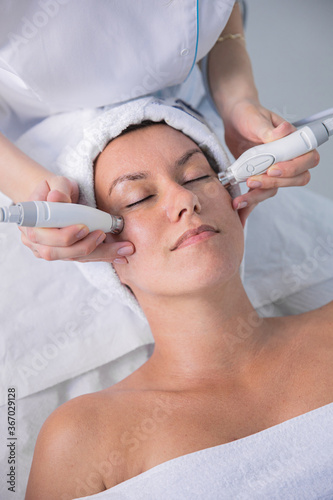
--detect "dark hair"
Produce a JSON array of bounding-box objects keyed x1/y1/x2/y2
[{"x1": 119, "y1": 119, "x2": 167, "y2": 136}]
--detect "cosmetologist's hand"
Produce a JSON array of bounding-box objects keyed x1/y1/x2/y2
[
  {"x1": 223, "y1": 100, "x2": 320, "y2": 226},
  {"x1": 19, "y1": 176, "x2": 135, "y2": 263}
]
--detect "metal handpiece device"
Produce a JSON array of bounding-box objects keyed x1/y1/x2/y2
[
  {"x1": 218, "y1": 118, "x2": 333, "y2": 187},
  {"x1": 0, "y1": 201, "x2": 124, "y2": 234}
]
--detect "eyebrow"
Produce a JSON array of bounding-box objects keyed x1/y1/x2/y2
[{"x1": 108, "y1": 148, "x2": 203, "y2": 196}]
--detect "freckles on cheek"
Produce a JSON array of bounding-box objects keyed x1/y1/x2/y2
[
  {"x1": 121, "y1": 215, "x2": 149, "y2": 253},
  {"x1": 123, "y1": 214, "x2": 167, "y2": 268}
]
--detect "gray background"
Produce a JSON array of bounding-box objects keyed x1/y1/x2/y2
[{"x1": 244, "y1": 0, "x2": 333, "y2": 201}]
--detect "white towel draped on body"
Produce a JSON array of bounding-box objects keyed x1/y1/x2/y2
[{"x1": 76, "y1": 402, "x2": 333, "y2": 500}]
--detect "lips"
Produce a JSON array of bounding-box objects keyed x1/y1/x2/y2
[{"x1": 171, "y1": 224, "x2": 218, "y2": 251}]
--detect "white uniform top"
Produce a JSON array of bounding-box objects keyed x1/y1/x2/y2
[{"x1": 0, "y1": 0, "x2": 235, "y2": 139}]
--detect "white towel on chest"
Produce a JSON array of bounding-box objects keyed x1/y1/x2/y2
[{"x1": 76, "y1": 402, "x2": 333, "y2": 500}]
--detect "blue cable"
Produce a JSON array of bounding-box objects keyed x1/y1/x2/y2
[{"x1": 185, "y1": 0, "x2": 200, "y2": 81}]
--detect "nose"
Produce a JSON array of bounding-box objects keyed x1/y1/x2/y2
[{"x1": 164, "y1": 183, "x2": 202, "y2": 222}]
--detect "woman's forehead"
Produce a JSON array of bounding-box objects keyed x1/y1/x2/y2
[{"x1": 96, "y1": 124, "x2": 201, "y2": 178}]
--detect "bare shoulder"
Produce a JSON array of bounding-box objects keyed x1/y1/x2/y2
[
  {"x1": 25, "y1": 390, "x2": 128, "y2": 500},
  {"x1": 317, "y1": 299, "x2": 333, "y2": 320},
  {"x1": 308, "y1": 299, "x2": 333, "y2": 318},
  {"x1": 300, "y1": 300, "x2": 333, "y2": 340},
  {"x1": 280, "y1": 300, "x2": 333, "y2": 339},
  {"x1": 284, "y1": 300, "x2": 333, "y2": 387}
]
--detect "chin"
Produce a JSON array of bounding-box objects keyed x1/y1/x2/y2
[{"x1": 160, "y1": 256, "x2": 241, "y2": 297}]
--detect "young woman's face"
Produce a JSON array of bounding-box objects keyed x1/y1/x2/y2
[{"x1": 94, "y1": 124, "x2": 244, "y2": 300}]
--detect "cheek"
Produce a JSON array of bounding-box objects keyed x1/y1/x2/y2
[
  {"x1": 202, "y1": 182, "x2": 244, "y2": 260},
  {"x1": 202, "y1": 180, "x2": 242, "y2": 229},
  {"x1": 115, "y1": 212, "x2": 165, "y2": 288},
  {"x1": 122, "y1": 212, "x2": 156, "y2": 250}
]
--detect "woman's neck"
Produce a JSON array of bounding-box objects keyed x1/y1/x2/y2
[{"x1": 137, "y1": 274, "x2": 272, "y2": 390}]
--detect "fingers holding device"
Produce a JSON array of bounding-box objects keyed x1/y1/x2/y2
[
  {"x1": 219, "y1": 118, "x2": 333, "y2": 187},
  {"x1": 224, "y1": 117, "x2": 333, "y2": 225},
  {"x1": 0, "y1": 201, "x2": 133, "y2": 263},
  {"x1": 0, "y1": 201, "x2": 124, "y2": 234}
]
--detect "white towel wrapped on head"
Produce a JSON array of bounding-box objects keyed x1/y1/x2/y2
[{"x1": 57, "y1": 96, "x2": 240, "y2": 207}]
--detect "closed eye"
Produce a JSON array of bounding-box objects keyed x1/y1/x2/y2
[
  {"x1": 126, "y1": 176, "x2": 211, "y2": 207},
  {"x1": 184, "y1": 175, "x2": 211, "y2": 184},
  {"x1": 126, "y1": 195, "x2": 155, "y2": 208}
]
